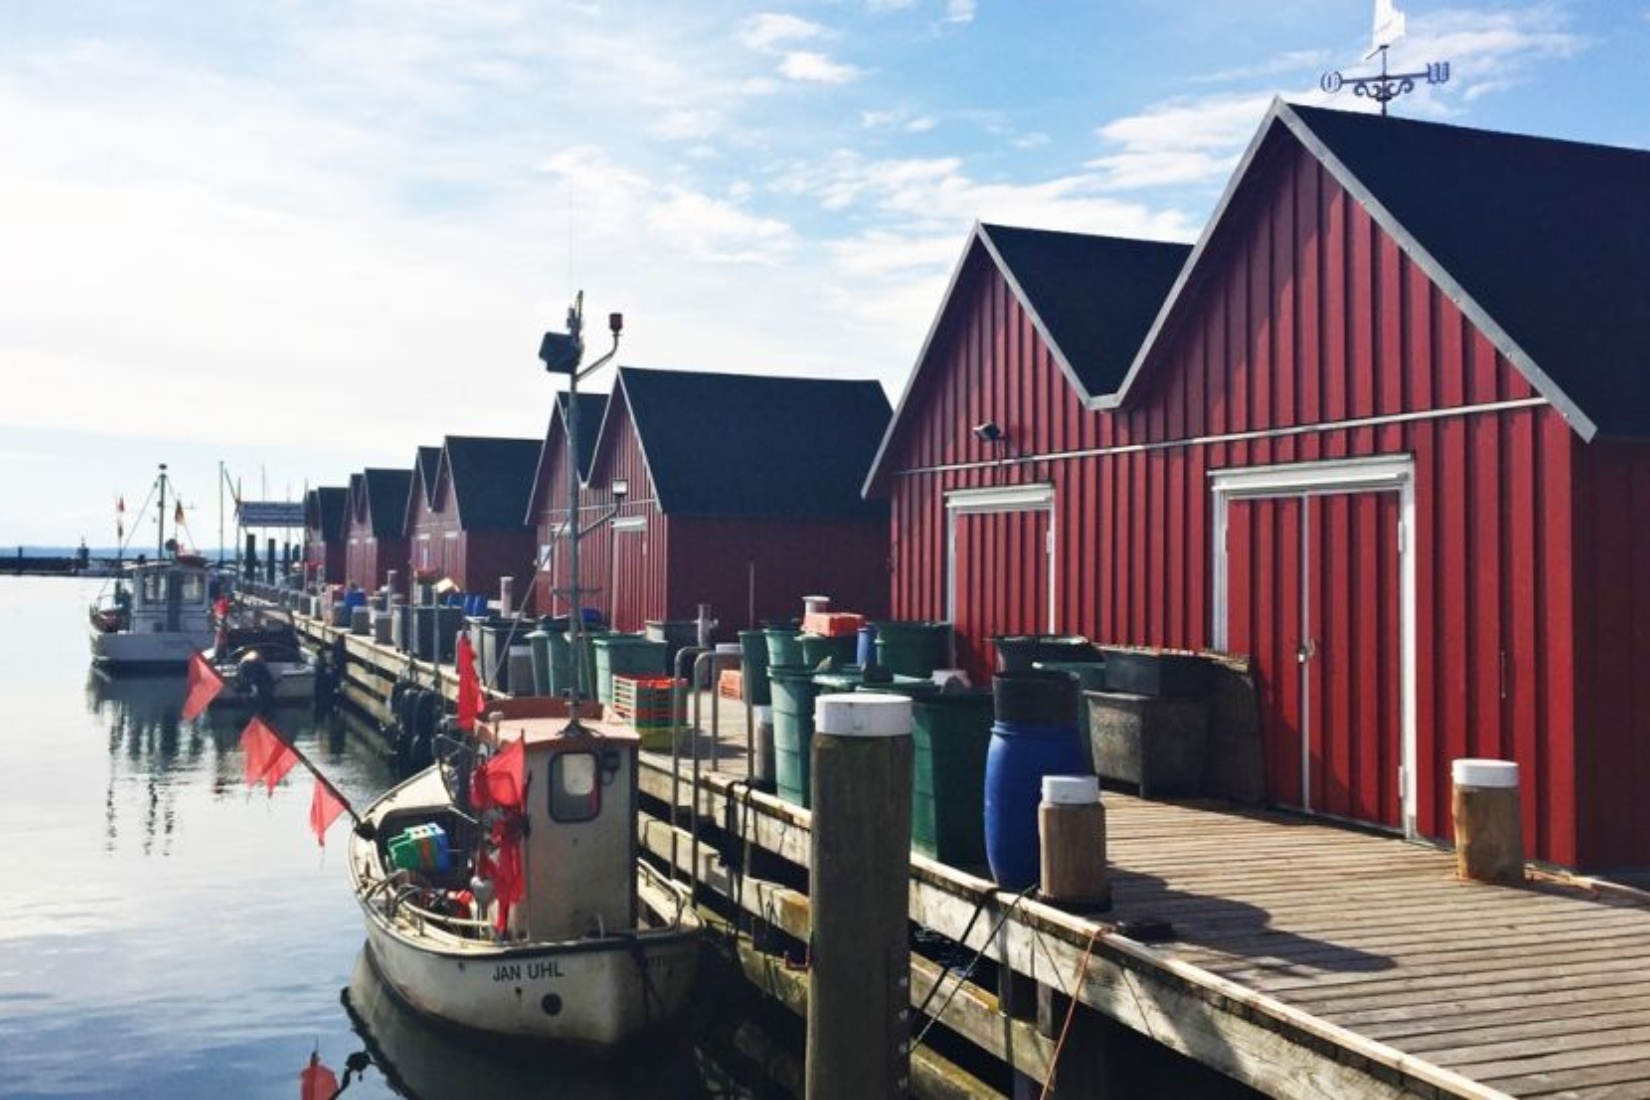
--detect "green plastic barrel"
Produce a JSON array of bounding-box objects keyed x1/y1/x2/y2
[
  {"x1": 526, "y1": 627, "x2": 551, "y2": 696},
  {"x1": 853, "y1": 674, "x2": 941, "y2": 700},
  {"x1": 811, "y1": 666, "x2": 865, "y2": 694},
  {"x1": 592, "y1": 634, "x2": 668, "y2": 705},
  {"x1": 738, "y1": 629, "x2": 771, "y2": 706},
  {"x1": 765, "y1": 627, "x2": 803, "y2": 667},
  {"x1": 910, "y1": 690, "x2": 995, "y2": 868},
  {"x1": 873, "y1": 620, "x2": 954, "y2": 678},
  {"x1": 561, "y1": 628, "x2": 611, "y2": 701},
  {"x1": 1032, "y1": 660, "x2": 1108, "y2": 773},
  {"x1": 769, "y1": 665, "x2": 821, "y2": 808},
  {"x1": 798, "y1": 632, "x2": 857, "y2": 668}
]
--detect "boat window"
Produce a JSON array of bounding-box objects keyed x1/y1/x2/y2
[
  {"x1": 548, "y1": 751, "x2": 600, "y2": 823},
  {"x1": 141, "y1": 573, "x2": 165, "y2": 603},
  {"x1": 179, "y1": 573, "x2": 206, "y2": 603}
]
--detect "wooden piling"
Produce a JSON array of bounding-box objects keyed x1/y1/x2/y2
[
  {"x1": 1452, "y1": 759, "x2": 1524, "y2": 884},
  {"x1": 807, "y1": 693, "x2": 914, "y2": 1100}
]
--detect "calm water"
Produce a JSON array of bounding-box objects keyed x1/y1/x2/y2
[{"x1": 0, "y1": 579, "x2": 718, "y2": 1100}]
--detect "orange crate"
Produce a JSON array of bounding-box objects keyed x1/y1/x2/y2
[
  {"x1": 613, "y1": 675, "x2": 680, "y2": 722},
  {"x1": 802, "y1": 611, "x2": 865, "y2": 637},
  {"x1": 717, "y1": 669, "x2": 743, "y2": 700}
]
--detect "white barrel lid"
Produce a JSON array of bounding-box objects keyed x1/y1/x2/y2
[
  {"x1": 714, "y1": 642, "x2": 741, "y2": 653},
  {"x1": 930, "y1": 668, "x2": 971, "y2": 686},
  {"x1": 814, "y1": 692, "x2": 912, "y2": 738},
  {"x1": 1042, "y1": 775, "x2": 1100, "y2": 804},
  {"x1": 753, "y1": 704, "x2": 773, "y2": 723},
  {"x1": 1452, "y1": 758, "x2": 1520, "y2": 789}
]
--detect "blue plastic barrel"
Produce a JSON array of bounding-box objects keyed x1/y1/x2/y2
[
  {"x1": 983, "y1": 672, "x2": 1087, "y2": 891},
  {"x1": 856, "y1": 624, "x2": 877, "y2": 667}
]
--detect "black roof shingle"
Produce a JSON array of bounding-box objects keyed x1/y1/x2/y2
[
  {"x1": 610, "y1": 367, "x2": 890, "y2": 518},
  {"x1": 442, "y1": 436, "x2": 540, "y2": 531}
]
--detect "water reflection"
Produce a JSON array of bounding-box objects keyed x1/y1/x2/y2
[{"x1": 337, "y1": 949, "x2": 713, "y2": 1100}]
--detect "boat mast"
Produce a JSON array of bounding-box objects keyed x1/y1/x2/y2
[
  {"x1": 540, "y1": 293, "x2": 622, "y2": 722},
  {"x1": 156, "y1": 463, "x2": 168, "y2": 559}
]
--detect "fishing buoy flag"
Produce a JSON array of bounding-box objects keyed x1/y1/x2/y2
[{"x1": 181, "y1": 651, "x2": 225, "y2": 721}]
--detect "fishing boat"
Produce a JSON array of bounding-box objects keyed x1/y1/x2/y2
[
  {"x1": 87, "y1": 464, "x2": 219, "y2": 671},
  {"x1": 347, "y1": 713, "x2": 701, "y2": 1049},
  {"x1": 205, "y1": 624, "x2": 316, "y2": 708}
]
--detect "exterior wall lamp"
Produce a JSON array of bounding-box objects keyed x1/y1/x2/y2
[{"x1": 972, "y1": 420, "x2": 1005, "y2": 444}]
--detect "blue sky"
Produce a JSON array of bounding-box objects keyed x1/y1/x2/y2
[{"x1": 3, "y1": 1, "x2": 1645, "y2": 549}]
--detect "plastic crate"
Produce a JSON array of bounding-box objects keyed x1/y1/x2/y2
[
  {"x1": 613, "y1": 675, "x2": 684, "y2": 750},
  {"x1": 802, "y1": 611, "x2": 865, "y2": 638},
  {"x1": 717, "y1": 668, "x2": 743, "y2": 701}
]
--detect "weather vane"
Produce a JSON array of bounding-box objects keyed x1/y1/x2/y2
[{"x1": 1320, "y1": 0, "x2": 1450, "y2": 116}]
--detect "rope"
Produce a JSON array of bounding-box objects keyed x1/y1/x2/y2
[
  {"x1": 910, "y1": 883, "x2": 1036, "y2": 1053},
  {"x1": 1037, "y1": 922, "x2": 1102, "y2": 1100}
]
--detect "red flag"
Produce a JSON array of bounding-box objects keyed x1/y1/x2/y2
[
  {"x1": 181, "y1": 651, "x2": 226, "y2": 721},
  {"x1": 309, "y1": 779, "x2": 347, "y2": 846},
  {"x1": 116, "y1": 495, "x2": 125, "y2": 514},
  {"x1": 476, "y1": 820, "x2": 525, "y2": 933},
  {"x1": 241, "y1": 715, "x2": 297, "y2": 792},
  {"x1": 299, "y1": 1051, "x2": 337, "y2": 1100},
  {"x1": 456, "y1": 631, "x2": 484, "y2": 732},
  {"x1": 472, "y1": 736, "x2": 524, "y2": 811},
  {"x1": 174, "y1": 501, "x2": 185, "y2": 526}
]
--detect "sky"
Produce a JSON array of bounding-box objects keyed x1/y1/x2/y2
[{"x1": 3, "y1": 1, "x2": 1646, "y2": 550}]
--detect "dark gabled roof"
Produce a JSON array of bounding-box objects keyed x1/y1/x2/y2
[
  {"x1": 362, "y1": 468, "x2": 413, "y2": 539},
  {"x1": 442, "y1": 436, "x2": 540, "y2": 531},
  {"x1": 305, "y1": 487, "x2": 347, "y2": 541},
  {"x1": 864, "y1": 221, "x2": 1190, "y2": 493},
  {"x1": 1291, "y1": 103, "x2": 1650, "y2": 440},
  {"x1": 980, "y1": 224, "x2": 1191, "y2": 398},
  {"x1": 609, "y1": 367, "x2": 890, "y2": 518},
  {"x1": 415, "y1": 445, "x2": 442, "y2": 507},
  {"x1": 1112, "y1": 99, "x2": 1650, "y2": 440},
  {"x1": 524, "y1": 392, "x2": 609, "y2": 525}
]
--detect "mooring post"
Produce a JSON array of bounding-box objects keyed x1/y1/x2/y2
[{"x1": 807, "y1": 693, "x2": 914, "y2": 1100}]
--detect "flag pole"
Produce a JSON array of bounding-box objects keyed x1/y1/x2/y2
[{"x1": 250, "y1": 716, "x2": 364, "y2": 827}]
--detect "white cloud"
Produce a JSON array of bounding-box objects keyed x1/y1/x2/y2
[
  {"x1": 650, "y1": 108, "x2": 724, "y2": 140},
  {"x1": 647, "y1": 189, "x2": 795, "y2": 263},
  {"x1": 1087, "y1": 93, "x2": 1275, "y2": 191},
  {"x1": 738, "y1": 13, "x2": 828, "y2": 52},
  {"x1": 861, "y1": 108, "x2": 937, "y2": 132},
  {"x1": 1192, "y1": 48, "x2": 1334, "y2": 85},
  {"x1": 1389, "y1": 6, "x2": 1588, "y2": 112},
  {"x1": 779, "y1": 51, "x2": 862, "y2": 84},
  {"x1": 944, "y1": 0, "x2": 977, "y2": 24}
]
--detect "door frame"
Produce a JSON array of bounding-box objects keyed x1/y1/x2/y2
[
  {"x1": 1210, "y1": 456, "x2": 1417, "y2": 837},
  {"x1": 944, "y1": 484, "x2": 1056, "y2": 630}
]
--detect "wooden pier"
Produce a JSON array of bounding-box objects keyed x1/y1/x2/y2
[{"x1": 291, "y1": 608, "x2": 1650, "y2": 1099}]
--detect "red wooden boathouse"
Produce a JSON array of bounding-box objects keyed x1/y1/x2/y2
[
  {"x1": 868, "y1": 100, "x2": 1650, "y2": 871},
  {"x1": 525, "y1": 392, "x2": 609, "y2": 617},
  {"x1": 301, "y1": 485, "x2": 347, "y2": 586},
  {"x1": 404, "y1": 436, "x2": 539, "y2": 599},
  {"x1": 578, "y1": 366, "x2": 891, "y2": 633},
  {"x1": 341, "y1": 468, "x2": 412, "y2": 592}
]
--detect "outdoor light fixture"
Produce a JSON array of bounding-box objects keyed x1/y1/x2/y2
[
  {"x1": 972, "y1": 420, "x2": 1005, "y2": 444},
  {"x1": 538, "y1": 328, "x2": 583, "y2": 375},
  {"x1": 611, "y1": 478, "x2": 629, "y2": 501}
]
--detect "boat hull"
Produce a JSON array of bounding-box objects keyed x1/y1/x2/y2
[
  {"x1": 88, "y1": 626, "x2": 215, "y2": 670},
  {"x1": 357, "y1": 899, "x2": 700, "y2": 1049}
]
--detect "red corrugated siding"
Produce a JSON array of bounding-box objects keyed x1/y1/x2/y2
[
  {"x1": 667, "y1": 516, "x2": 889, "y2": 631},
  {"x1": 585, "y1": 399, "x2": 666, "y2": 632},
  {"x1": 1574, "y1": 440, "x2": 1650, "y2": 868},
  {"x1": 883, "y1": 138, "x2": 1591, "y2": 864}
]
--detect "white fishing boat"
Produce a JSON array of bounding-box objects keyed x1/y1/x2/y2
[
  {"x1": 88, "y1": 555, "x2": 217, "y2": 669},
  {"x1": 206, "y1": 625, "x2": 316, "y2": 708},
  {"x1": 347, "y1": 714, "x2": 701, "y2": 1049},
  {"x1": 87, "y1": 464, "x2": 219, "y2": 671}
]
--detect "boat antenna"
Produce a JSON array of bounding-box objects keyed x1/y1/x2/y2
[{"x1": 538, "y1": 292, "x2": 623, "y2": 729}]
